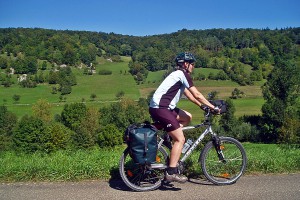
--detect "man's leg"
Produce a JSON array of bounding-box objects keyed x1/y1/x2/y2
[
  {"x1": 168, "y1": 127, "x2": 185, "y2": 167},
  {"x1": 165, "y1": 127, "x2": 187, "y2": 183},
  {"x1": 177, "y1": 109, "x2": 192, "y2": 127}
]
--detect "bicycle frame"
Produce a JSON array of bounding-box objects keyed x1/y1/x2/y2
[
  {"x1": 180, "y1": 124, "x2": 215, "y2": 162},
  {"x1": 157, "y1": 116, "x2": 218, "y2": 164}
]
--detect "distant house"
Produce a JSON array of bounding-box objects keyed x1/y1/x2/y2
[
  {"x1": 9, "y1": 68, "x2": 15, "y2": 75},
  {"x1": 18, "y1": 74, "x2": 27, "y2": 82}
]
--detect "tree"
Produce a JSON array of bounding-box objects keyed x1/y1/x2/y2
[
  {"x1": 90, "y1": 93, "x2": 97, "y2": 101},
  {"x1": 0, "y1": 56, "x2": 8, "y2": 69},
  {"x1": 0, "y1": 106, "x2": 17, "y2": 151},
  {"x1": 99, "y1": 98, "x2": 150, "y2": 132},
  {"x1": 13, "y1": 56, "x2": 38, "y2": 74},
  {"x1": 116, "y1": 91, "x2": 125, "y2": 100},
  {"x1": 43, "y1": 122, "x2": 74, "y2": 152},
  {"x1": 61, "y1": 103, "x2": 87, "y2": 131},
  {"x1": 32, "y1": 99, "x2": 52, "y2": 123},
  {"x1": 261, "y1": 60, "x2": 300, "y2": 143},
  {"x1": 41, "y1": 61, "x2": 47, "y2": 70},
  {"x1": 97, "y1": 124, "x2": 122, "y2": 148},
  {"x1": 12, "y1": 94, "x2": 21, "y2": 103},
  {"x1": 63, "y1": 44, "x2": 77, "y2": 65},
  {"x1": 219, "y1": 99, "x2": 236, "y2": 132},
  {"x1": 60, "y1": 103, "x2": 98, "y2": 148},
  {"x1": 231, "y1": 88, "x2": 244, "y2": 99},
  {"x1": 12, "y1": 115, "x2": 46, "y2": 152}
]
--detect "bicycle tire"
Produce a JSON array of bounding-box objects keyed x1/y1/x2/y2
[
  {"x1": 119, "y1": 146, "x2": 169, "y2": 191},
  {"x1": 200, "y1": 136, "x2": 247, "y2": 185}
]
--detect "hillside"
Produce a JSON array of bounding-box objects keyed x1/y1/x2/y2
[
  {"x1": 0, "y1": 55, "x2": 265, "y2": 120},
  {"x1": 2, "y1": 27, "x2": 298, "y2": 121},
  {"x1": 0, "y1": 56, "x2": 140, "y2": 117}
]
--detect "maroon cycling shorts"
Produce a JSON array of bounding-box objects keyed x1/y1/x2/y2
[{"x1": 149, "y1": 107, "x2": 181, "y2": 132}]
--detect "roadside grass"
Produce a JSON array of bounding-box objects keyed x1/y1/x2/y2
[
  {"x1": 0, "y1": 147, "x2": 122, "y2": 182},
  {"x1": 187, "y1": 143, "x2": 300, "y2": 177},
  {"x1": 0, "y1": 143, "x2": 299, "y2": 182}
]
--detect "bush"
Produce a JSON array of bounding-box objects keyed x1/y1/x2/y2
[
  {"x1": 0, "y1": 106, "x2": 17, "y2": 151},
  {"x1": 97, "y1": 124, "x2": 123, "y2": 148},
  {"x1": 12, "y1": 115, "x2": 46, "y2": 153},
  {"x1": 279, "y1": 118, "x2": 300, "y2": 145},
  {"x1": 61, "y1": 103, "x2": 99, "y2": 149},
  {"x1": 72, "y1": 126, "x2": 95, "y2": 149},
  {"x1": 231, "y1": 122, "x2": 260, "y2": 142},
  {"x1": 99, "y1": 98, "x2": 150, "y2": 132},
  {"x1": 61, "y1": 103, "x2": 87, "y2": 130},
  {"x1": 98, "y1": 70, "x2": 112, "y2": 75},
  {"x1": 43, "y1": 122, "x2": 74, "y2": 152}
]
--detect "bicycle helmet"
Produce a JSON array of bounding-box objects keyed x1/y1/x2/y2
[{"x1": 175, "y1": 52, "x2": 196, "y2": 64}]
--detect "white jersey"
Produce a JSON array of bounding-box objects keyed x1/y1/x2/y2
[{"x1": 150, "y1": 69, "x2": 194, "y2": 110}]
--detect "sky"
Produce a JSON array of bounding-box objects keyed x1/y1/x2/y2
[{"x1": 0, "y1": 0, "x2": 299, "y2": 36}]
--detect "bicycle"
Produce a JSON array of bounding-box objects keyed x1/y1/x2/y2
[{"x1": 119, "y1": 104, "x2": 247, "y2": 192}]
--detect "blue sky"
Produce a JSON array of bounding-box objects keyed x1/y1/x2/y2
[{"x1": 0, "y1": 0, "x2": 299, "y2": 36}]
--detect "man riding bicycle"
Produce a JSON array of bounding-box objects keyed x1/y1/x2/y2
[{"x1": 149, "y1": 52, "x2": 220, "y2": 183}]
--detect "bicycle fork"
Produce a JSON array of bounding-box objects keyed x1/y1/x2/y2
[{"x1": 212, "y1": 135, "x2": 226, "y2": 163}]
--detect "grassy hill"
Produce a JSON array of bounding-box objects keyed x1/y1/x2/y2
[
  {"x1": 0, "y1": 57, "x2": 265, "y2": 120},
  {"x1": 0, "y1": 56, "x2": 139, "y2": 117}
]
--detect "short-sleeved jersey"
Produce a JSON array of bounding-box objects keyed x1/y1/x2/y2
[{"x1": 150, "y1": 69, "x2": 194, "y2": 110}]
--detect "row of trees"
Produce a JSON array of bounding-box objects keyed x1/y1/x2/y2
[
  {"x1": 2, "y1": 89, "x2": 298, "y2": 153},
  {"x1": 1, "y1": 28, "x2": 299, "y2": 85},
  {"x1": 0, "y1": 98, "x2": 149, "y2": 152},
  {"x1": 1, "y1": 77, "x2": 299, "y2": 153}
]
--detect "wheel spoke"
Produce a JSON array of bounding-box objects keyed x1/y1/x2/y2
[
  {"x1": 200, "y1": 137, "x2": 247, "y2": 185},
  {"x1": 119, "y1": 146, "x2": 168, "y2": 191}
]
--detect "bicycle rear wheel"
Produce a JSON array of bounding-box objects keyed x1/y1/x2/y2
[
  {"x1": 119, "y1": 146, "x2": 168, "y2": 191},
  {"x1": 200, "y1": 136, "x2": 247, "y2": 185}
]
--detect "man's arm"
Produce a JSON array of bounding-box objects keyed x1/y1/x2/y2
[{"x1": 187, "y1": 86, "x2": 216, "y2": 109}]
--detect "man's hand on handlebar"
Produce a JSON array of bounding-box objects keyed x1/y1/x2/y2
[
  {"x1": 200, "y1": 105, "x2": 220, "y2": 114},
  {"x1": 211, "y1": 106, "x2": 221, "y2": 114}
]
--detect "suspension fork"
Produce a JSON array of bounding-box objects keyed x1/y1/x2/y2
[{"x1": 212, "y1": 135, "x2": 226, "y2": 163}]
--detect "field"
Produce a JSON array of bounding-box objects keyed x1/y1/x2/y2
[{"x1": 0, "y1": 57, "x2": 264, "y2": 119}]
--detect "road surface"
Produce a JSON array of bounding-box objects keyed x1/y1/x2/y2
[{"x1": 1, "y1": 174, "x2": 300, "y2": 200}]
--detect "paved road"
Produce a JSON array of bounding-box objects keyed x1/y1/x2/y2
[{"x1": 1, "y1": 174, "x2": 300, "y2": 200}]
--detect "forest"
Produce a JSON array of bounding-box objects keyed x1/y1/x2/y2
[{"x1": 0, "y1": 27, "x2": 299, "y2": 153}]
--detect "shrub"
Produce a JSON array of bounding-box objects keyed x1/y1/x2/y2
[
  {"x1": 99, "y1": 98, "x2": 150, "y2": 132},
  {"x1": 97, "y1": 124, "x2": 123, "y2": 148},
  {"x1": 43, "y1": 122, "x2": 74, "y2": 152},
  {"x1": 61, "y1": 103, "x2": 87, "y2": 130},
  {"x1": 12, "y1": 115, "x2": 46, "y2": 153},
  {"x1": 0, "y1": 106, "x2": 17, "y2": 151},
  {"x1": 61, "y1": 103, "x2": 100, "y2": 149},
  {"x1": 98, "y1": 70, "x2": 112, "y2": 75},
  {"x1": 279, "y1": 118, "x2": 300, "y2": 145}
]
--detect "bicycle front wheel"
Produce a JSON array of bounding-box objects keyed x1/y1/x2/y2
[
  {"x1": 119, "y1": 146, "x2": 168, "y2": 192},
  {"x1": 200, "y1": 136, "x2": 247, "y2": 185}
]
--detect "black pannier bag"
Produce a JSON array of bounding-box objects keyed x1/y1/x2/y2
[
  {"x1": 210, "y1": 100, "x2": 227, "y2": 114},
  {"x1": 124, "y1": 122, "x2": 158, "y2": 164}
]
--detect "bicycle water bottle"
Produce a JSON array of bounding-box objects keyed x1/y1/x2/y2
[{"x1": 182, "y1": 139, "x2": 193, "y2": 153}]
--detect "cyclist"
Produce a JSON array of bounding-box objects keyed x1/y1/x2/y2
[{"x1": 149, "y1": 52, "x2": 220, "y2": 183}]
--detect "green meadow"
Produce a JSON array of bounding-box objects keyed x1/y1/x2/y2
[{"x1": 1, "y1": 57, "x2": 264, "y2": 119}]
